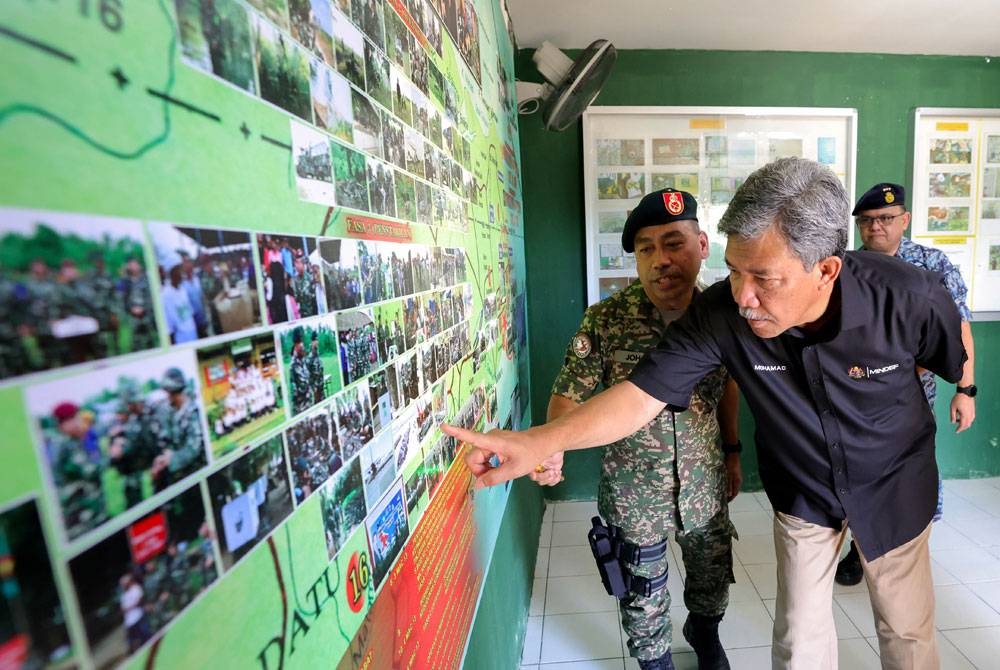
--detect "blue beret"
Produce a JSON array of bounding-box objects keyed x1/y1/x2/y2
[
  {"x1": 621, "y1": 189, "x2": 698, "y2": 253},
  {"x1": 853, "y1": 183, "x2": 905, "y2": 215}
]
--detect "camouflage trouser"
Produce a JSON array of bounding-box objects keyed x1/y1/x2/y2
[
  {"x1": 617, "y1": 508, "x2": 735, "y2": 661},
  {"x1": 919, "y1": 369, "x2": 945, "y2": 521}
]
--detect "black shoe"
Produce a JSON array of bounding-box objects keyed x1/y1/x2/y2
[
  {"x1": 835, "y1": 542, "x2": 863, "y2": 586},
  {"x1": 683, "y1": 613, "x2": 730, "y2": 670},
  {"x1": 637, "y1": 650, "x2": 675, "y2": 670}
]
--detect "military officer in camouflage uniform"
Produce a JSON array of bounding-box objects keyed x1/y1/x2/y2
[
  {"x1": 151, "y1": 367, "x2": 206, "y2": 491},
  {"x1": 121, "y1": 256, "x2": 157, "y2": 352},
  {"x1": 49, "y1": 401, "x2": 109, "y2": 539},
  {"x1": 307, "y1": 335, "x2": 326, "y2": 405},
  {"x1": 289, "y1": 327, "x2": 313, "y2": 414},
  {"x1": 88, "y1": 252, "x2": 121, "y2": 358},
  {"x1": 536, "y1": 189, "x2": 741, "y2": 670},
  {"x1": 108, "y1": 382, "x2": 159, "y2": 508}
]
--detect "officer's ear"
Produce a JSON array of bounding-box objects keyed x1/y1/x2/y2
[{"x1": 815, "y1": 255, "x2": 842, "y2": 290}]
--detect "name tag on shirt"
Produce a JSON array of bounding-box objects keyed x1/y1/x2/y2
[{"x1": 613, "y1": 350, "x2": 643, "y2": 364}]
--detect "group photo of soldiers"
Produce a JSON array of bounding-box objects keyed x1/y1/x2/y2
[
  {"x1": 28, "y1": 353, "x2": 209, "y2": 541},
  {"x1": 285, "y1": 408, "x2": 341, "y2": 505},
  {"x1": 151, "y1": 224, "x2": 261, "y2": 344},
  {"x1": 319, "y1": 238, "x2": 363, "y2": 311},
  {"x1": 337, "y1": 308, "x2": 379, "y2": 384},
  {"x1": 335, "y1": 385, "x2": 374, "y2": 461},
  {"x1": 360, "y1": 431, "x2": 397, "y2": 508},
  {"x1": 366, "y1": 158, "x2": 397, "y2": 218},
  {"x1": 281, "y1": 319, "x2": 341, "y2": 416},
  {"x1": 207, "y1": 435, "x2": 293, "y2": 569},
  {"x1": 258, "y1": 234, "x2": 327, "y2": 325},
  {"x1": 68, "y1": 487, "x2": 217, "y2": 669},
  {"x1": 358, "y1": 241, "x2": 393, "y2": 304},
  {"x1": 0, "y1": 212, "x2": 157, "y2": 381},
  {"x1": 197, "y1": 332, "x2": 285, "y2": 459},
  {"x1": 319, "y1": 457, "x2": 365, "y2": 559}
]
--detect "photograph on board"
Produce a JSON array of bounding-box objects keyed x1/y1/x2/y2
[
  {"x1": 367, "y1": 158, "x2": 398, "y2": 218},
  {"x1": 285, "y1": 405, "x2": 342, "y2": 504},
  {"x1": 247, "y1": 0, "x2": 291, "y2": 32},
  {"x1": 207, "y1": 434, "x2": 293, "y2": 569},
  {"x1": 359, "y1": 241, "x2": 394, "y2": 304},
  {"x1": 596, "y1": 172, "x2": 644, "y2": 200},
  {"x1": 929, "y1": 138, "x2": 973, "y2": 165},
  {"x1": 351, "y1": 89, "x2": 383, "y2": 157},
  {"x1": 332, "y1": 7, "x2": 366, "y2": 89},
  {"x1": 310, "y1": 59, "x2": 354, "y2": 142},
  {"x1": 253, "y1": 13, "x2": 312, "y2": 122},
  {"x1": 351, "y1": 0, "x2": 385, "y2": 51},
  {"x1": 374, "y1": 299, "x2": 407, "y2": 363},
  {"x1": 288, "y1": 0, "x2": 335, "y2": 66},
  {"x1": 68, "y1": 485, "x2": 217, "y2": 669},
  {"x1": 291, "y1": 121, "x2": 336, "y2": 206},
  {"x1": 278, "y1": 316, "x2": 341, "y2": 416},
  {"x1": 368, "y1": 368, "x2": 395, "y2": 433},
  {"x1": 365, "y1": 483, "x2": 409, "y2": 590},
  {"x1": 175, "y1": 0, "x2": 258, "y2": 94},
  {"x1": 360, "y1": 431, "x2": 397, "y2": 509},
  {"x1": 196, "y1": 332, "x2": 284, "y2": 460},
  {"x1": 26, "y1": 351, "x2": 208, "y2": 542},
  {"x1": 652, "y1": 138, "x2": 699, "y2": 165},
  {"x1": 382, "y1": 113, "x2": 406, "y2": 169},
  {"x1": 149, "y1": 223, "x2": 261, "y2": 343},
  {"x1": 0, "y1": 209, "x2": 156, "y2": 380},
  {"x1": 319, "y1": 456, "x2": 365, "y2": 559},
  {"x1": 257, "y1": 234, "x2": 327, "y2": 324},
  {"x1": 337, "y1": 308, "x2": 379, "y2": 385},
  {"x1": 318, "y1": 237, "x2": 363, "y2": 311},
  {"x1": 334, "y1": 383, "x2": 374, "y2": 462},
  {"x1": 364, "y1": 39, "x2": 392, "y2": 110}
]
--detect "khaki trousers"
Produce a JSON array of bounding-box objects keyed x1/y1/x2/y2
[{"x1": 771, "y1": 513, "x2": 938, "y2": 670}]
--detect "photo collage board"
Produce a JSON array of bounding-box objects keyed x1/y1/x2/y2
[
  {"x1": 912, "y1": 110, "x2": 1000, "y2": 313},
  {"x1": 582, "y1": 107, "x2": 857, "y2": 304},
  {"x1": 0, "y1": 0, "x2": 526, "y2": 668}
]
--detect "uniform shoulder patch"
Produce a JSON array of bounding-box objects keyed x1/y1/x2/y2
[{"x1": 572, "y1": 333, "x2": 592, "y2": 358}]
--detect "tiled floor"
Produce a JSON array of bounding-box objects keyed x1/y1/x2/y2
[{"x1": 520, "y1": 477, "x2": 1000, "y2": 669}]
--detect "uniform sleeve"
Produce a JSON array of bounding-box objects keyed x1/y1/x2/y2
[
  {"x1": 915, "y1": 276, "x2": 967, "y2": 383},
  {"x1": 933, "y1": 252, "x2": 972, "y2": 321},
  {"x1": 550, "y1": 307, "x2": 605, "y2": 403},
  {"x1": 629, "y1": 293, "x2": 725, "y2": 411}
]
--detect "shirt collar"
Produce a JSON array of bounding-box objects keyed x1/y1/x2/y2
[{"x1": 837, "y1": 253, "x2": 867, "y2": 331}]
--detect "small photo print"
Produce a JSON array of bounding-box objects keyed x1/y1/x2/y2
[
  {"x1": 929, "y1": 138, "x2": 973, "y2": 165},
  {"x1": 817, "y1": 137, "x2": 837, "y2": 165},
  {"x1": 175, "y1": 0, "x2": 257, "y2": 93},
  {"x1": 319, "y1": 455, "x2": 365, "y2": 559},
  {"x1": 334, "y1": 383, "x2": 375, "y2": 461},
  {"x1": 729, "y1": 138, "x2": 756, "y2": 166},
  {"x1": 288, "y1": 0, "x2": 335, "y2": 66},
  {"x1": 928, "y1": 171, "x2": 972, "y2": 198},
  {"x1": 651, "y1": 172, "x2": 699, "y2": 193},
  {"x1": 364, "y1": 38, "x2": 392, "y2": 109},
  {"x1": 0, "y1": 499, "x2": 72, "y2": 667},
  {"x1": 332, "y1": 7, "x2": 365, "y2": 89},
  {"x1": 382, "y1": 114, "x2": 405, "y2": 169},
  {"x1": 207, "y1": 434, "x2": 293, "y2": 569},
  {"x1": 598, "y1": 210, "x2": 629, "y2": 234},
  {"x1": 596, "y1": 139, "x2": 644, "y2": 166},
  {"x1": 257, "y1": 234, "x2": 327, "y2": 324},
  {"x1": 319, "y1": 238, "x2": 363, "y2": 311},
  {"x1": 247, "y1": 0, "x2": 291, "y2": 32},
  {"x1": 27, "y1": 351, "x2": 208, "y2": 542},
  {"x1": 982, "y1": 167, "x2": 1000, "y2": 198},
  {"x1": 360, "y1": 431, "x2": 397, "y2": 509},
  {"x1": 149, "y1": 223, "x2": 261, "y2": 343},
  {"x1": 374, "y1": 299, "x2": 407, "y2": 364},
  {"x1": 368, "y1": 368, "x2": 395, "y2": 432},
  {"x1": 395, "y1": 171, "x2": 418, "y2": 222},
  {"x1": 253, "y1": 13, "x2": 312, "y2": 121},
  {"x1": 310, "y1": 59, "x2": 353, "y2": 142},
  {"x1": 652, "y1": 138, "x2": 699, "y2": 165},
  {"x1": 404, "y1": 127, "x2": 426, "y2": 178},
  {"x1": 68, "y1": 485, "x2": 217, "y2": 668},
  {"x1": 285, "y1": 406, "x2": 341, "y2": 504},
  {"x1": 597, "y1": 172, "x2": 645, "y2": 200},
  {"x1": 768, "y1": 138, "x2": 802, "y2": 161},
  {"x1": 705, "y1": 135, "x2": 727, "y2": 168},
  {"x1": 197, "y1": 333, "x2": 284, "y2": 460},
  {"x1": 981, "y1": 199, "x2": 1000, "y2": 220},
  {"x1": 291, "y1": 121, "x2": 335, "y2": 205},
  {"x1": 351, "y1": 89, "x2": 383, "y2": 157},
  {"x1": 390, "y1": 65, "x2": 414, "y2": 126},
  {"x1": 990, "y1": 243, "x2": 1000, "y2": 272},
  {"x1": 988, "y1": 135, "x2": 1000, "y2": 163},
  {"x1": 456, "y1": 0, "x2": 481, "y2": 80},
  {"x1": 367, "y1": 158, "x2": 397, "y2": 218},
  {"x1": 331, "y1": 141, "x2": 371, "y2": 211},
  {"x1": 599, "y1": 276, "x2": 635, "y2": 300},
  {"x1": 600, "y1": 243, "x2": 624, "y2": 270},
  {"x1": 359, "y1": 241, "x2": 393, "y2": 304},
  {"x1": 278, "y1": 316, "x2": 342, "y2": 416},
  {"x1": 711, "y1": 175, "x2": 745, "y2": 205},
  {"x1": 0, "y1": 209, "x2": 156, "y2": 380},
  {"x1": 366, "y1": 483, "x2": 409, "y2": 589},
  {"x1": 351, "y1": 0, "x2": 385, "y2": 50},
  {"x1": 337, "y1": 308, "x2": 379, "y2": 385},
  {"x1": 927, "y1": 206, "x2": 970, "y2": 232}
]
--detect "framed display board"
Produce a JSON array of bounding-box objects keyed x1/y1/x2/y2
[
  {"x1": 582, "y1": 106, "x2": 858, "y2": 305},
  {"x1": 912, "y1": 108, "x2": 1000, "y2": 317}
]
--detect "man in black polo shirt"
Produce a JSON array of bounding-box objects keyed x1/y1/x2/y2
[{"x1": 445, "y1": 157, "x2": 965, "y2": 669}]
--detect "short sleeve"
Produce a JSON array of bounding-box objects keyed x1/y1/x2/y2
[
  {"x1": 550, "y1": 308, "x2": 605, "y2": 403},
  {"x1": 915, "y1": 276, "x2": 967, "y2": 382}
]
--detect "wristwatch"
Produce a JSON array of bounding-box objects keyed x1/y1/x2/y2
[
  {"x1": 956, "y1": 384, "x2": 977, "y2": 398},
  {"x1": 721, "y1": 439, "x2": 743, "y2": 454}
]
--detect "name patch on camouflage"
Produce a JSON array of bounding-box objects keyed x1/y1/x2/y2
[{"x1": 613, "y1": 350, "x2": 642, "y2": 364}]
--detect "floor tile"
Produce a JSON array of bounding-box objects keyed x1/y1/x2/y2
[
  {"x1": 837, "y1": 637, "x2": 881, "y2": 669},
  {"x1": 744, "y1": 563, "x2": 777, "y2": 600},
  {"x1": 535, "y1": 546, "x2": 550, "y2": 580},
  {"x1": 727, "y1": 493, "x2": 761, "y2": 513},
  {"x1": 530, "y1": 577, "x2": 545, "y2": 616},
  {"x1": 728, "y1": 563, "x2": 762, "y2": 603},
  {"x1": 538, "y1": 659, "x2": 624, "y2": 670},
  {"x1": 936, "y1": 630, "x2": 976, "y2": 669},
  {"x1": 539, "y1": 519, "x2": 553, "y2": 548},
  {"x1": 935, "y1": 583, "x2": 1000, "y2": 629},
  {"x1": 718, "y1": 645, "x2": 771, "y2": 669},
  {"x1": 552, "y1": 500, "x2": 600, "y2": 522},
  {"x1": 718, "y1": 599, "x2": 773, "y2": 648},
  {"x1": 539, "y1": 611, "x2": 623, "y2": 664},
  {"x1": 547, "y1": 545, "x2": 598, "y2": 578},
  {"x1": 545, "y1": 574, "x2": 619, "y2": 615},
  {"x1": 930, "y1": 520, "x2": 978, "y2": 551},
  {"x1": 835, "y1": 592, "x2": 877, "y2": 638},
  {"x1": 521, "y1": 616, "x2": 542, "y2": 665},
  {"x1": 972, "y1": 578, "x2": 1000, "y2": 612},
  {"x1": 940, "y1": 626, "x2": 1000, "y2": 669},
  {"x1": 733, "y1": 534, "x2": 777, "y2": 565},
  {"x1": 948, "y1": 515, "x2": 1000, "y2": 549},
  {"x1": 550, "y1": 520, "x2": 592, "y2": 547},
  {"x1": 730, "y1": 509, "x2": 774, "y2": 536}
]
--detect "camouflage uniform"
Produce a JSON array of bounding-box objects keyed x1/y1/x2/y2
[
  {"x1": 290, "y1": 354, "x2": 313, "y2": 414},
  {"x1": 89, "y1": 267, "x2": 121, "y2": 357},
  {"x1": 110, "y1": 399, "x2": 159, "y2": 508},
  {"x1": 551, "y1": 280, "x2": 735, "y2": 661},
  {"x1": 50, "y1": 431, "x2": 108, "y2": 538},
  {"x1": 153, "y1": 371, "x2": 207, "y2": 491},
  {"x1": 294, "y1": 272, "x2": 317, "y2": 317},
  {"x1": 307, "y1": 348, "x2": 326, "y2": 404},
  {"x1": 122, "y1": 274, "x2": 157, "y2": 352}
]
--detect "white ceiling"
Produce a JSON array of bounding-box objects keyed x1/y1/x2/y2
[{"x1": 506, "y1": 0, "x2": 1000, "y2": 57}]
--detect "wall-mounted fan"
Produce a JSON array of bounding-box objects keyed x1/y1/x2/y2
[{"x1": 515, "y1": 39, "x2": 617, "y2": 132}]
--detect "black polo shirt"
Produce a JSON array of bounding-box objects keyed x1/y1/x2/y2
[{"x1": 629, "y1": 251, "x2": 966, "y2": 560}]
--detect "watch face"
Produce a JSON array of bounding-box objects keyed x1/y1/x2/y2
[{"x1": 958, "y1": 385, "x2": 978, "y2": 397}]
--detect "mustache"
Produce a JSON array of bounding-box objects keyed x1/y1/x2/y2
[{"x1": 738, "y1": 307, "x2": 771, "y2": 321}]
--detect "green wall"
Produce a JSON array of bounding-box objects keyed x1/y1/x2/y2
[{"x1": 518, "y1": 49, "x2": 1000, "y2": 500}]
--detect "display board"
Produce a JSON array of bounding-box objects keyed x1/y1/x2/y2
[
  {"x1": 0, "y1": 0, "x2": 527, "y2": 668},
  {"x1": 582, "y1": 106, "x2": 857, "y2": 304},
  {"x1": 912, "y1": 108, "x2": 1000, "y2": 316}
]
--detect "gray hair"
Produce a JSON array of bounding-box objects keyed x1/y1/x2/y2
[{"x1": 718, "y1": 157, "x2": 849, "y2": 270}]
